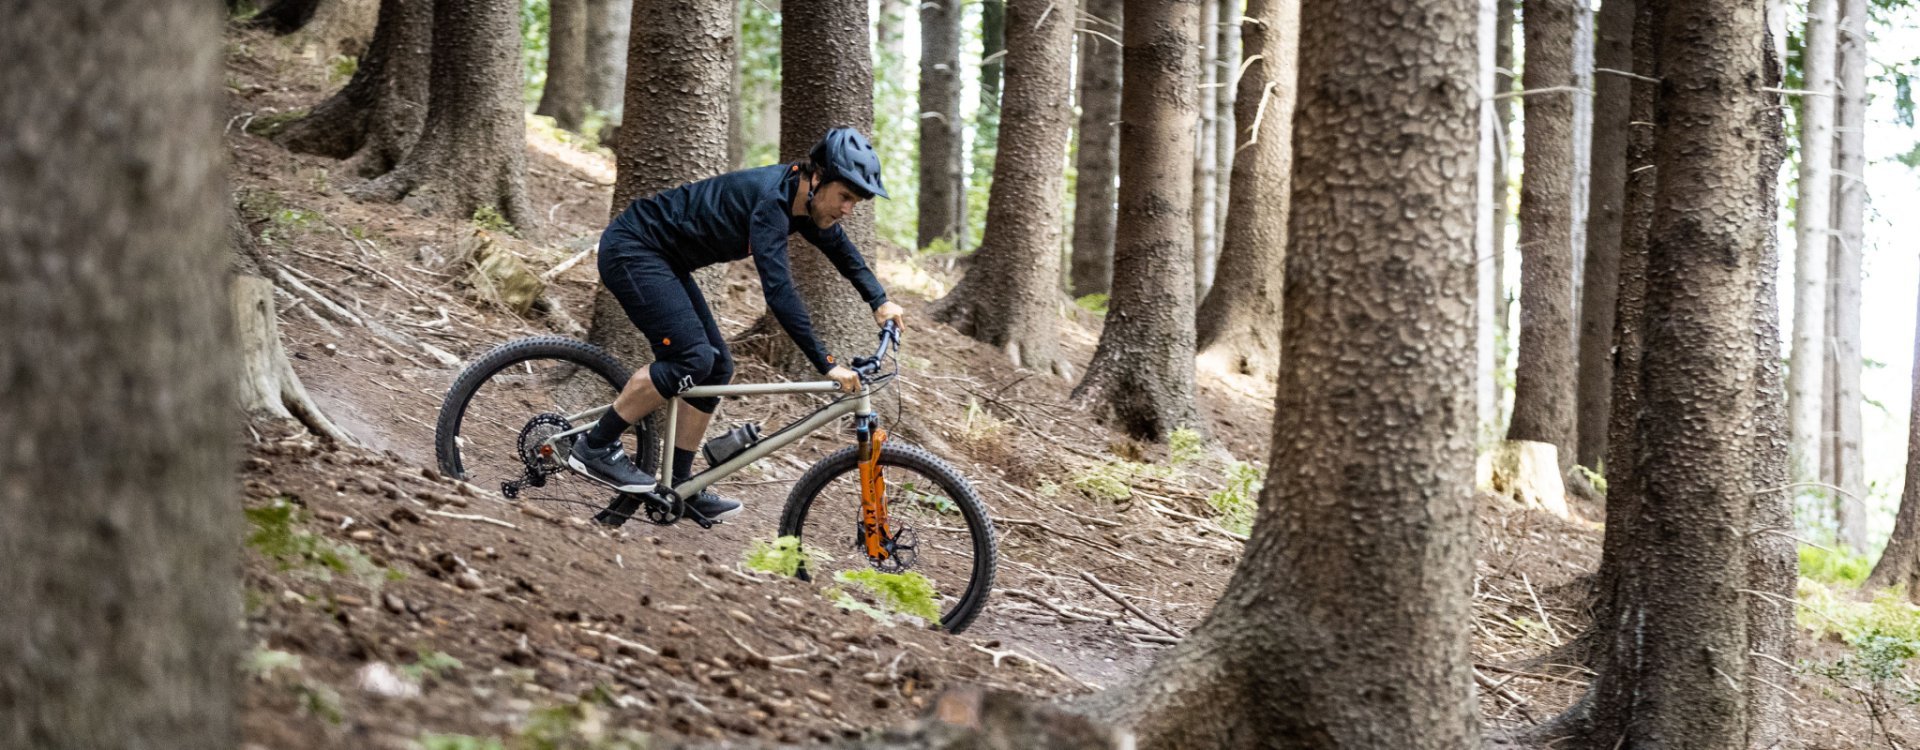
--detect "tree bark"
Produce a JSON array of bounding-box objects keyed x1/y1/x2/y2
[
  {"x1": 1, "y1": 2, "x2": 240, "y2": 746},
  {"x1": 537, "y1": 0, "x2": 590, "y2": 131},
  {"x1": 1194, "y1": 0, "x2": 1297, "y2": 382},
  {"x1": 1214, "y1": 0, "x2": 1236, "y2": 252},
  {"x1": 1492, "y1": 0, "x2": 1515, "y2": 353},
  {"x1": 355, "y1": 0, "x2": 534, "y2": 229},
  {"x1": 1539, "y1": 0, "x2": 1783, "y2": 743},
  {"x1": 1083, "y1": 0, "x2": 1484, "y2": 741},
  {"x1": 752, "y1": 0, "x2": 882, "y2": 377},
  {"x1": 917, "y1": 0, "x2": 965, "y2": 252},
  {"x1": 930, "y1": 0, "x2": 1074, "y2": 376},
  {"x1": 1789, "y1": 0, "x2": 1837, "y2": 496},
  {"x1": 1190, "y1": 0, "x2": 1219, "y2": 300},
  {"x1": 973, "y1": 0, "x2": 1006, "y2": 227},
  {"x1": 1068, "y1": 0, "x2": 1123, "y2": 297},
  {"x1": 275, "y1": 0, "x2": 433, "y2": 178},
  {"x1": 1865, "y1": 269, "x2": 1920, "y2": 598},
  {"x1": 1829, "y1": 0, "x2": 1869, "y2": 554},
  {"x1": 1505, "y1": 0, "x2": 1577, "y2": 470},
  {"x1": 1070, "y1": 0, "x2": 1202, "y2": 441},
  {"x1": 584, "y1": 0, "x2": 631, "y2": 122},
  {"x1": 1572, "y1": 0, "x2": 1629, "y2": 470},
  {"x1": 591, "y1": 0, "x2": 735, "y2": 368}
]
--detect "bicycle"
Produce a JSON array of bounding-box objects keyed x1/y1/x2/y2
[{"x1": 431, "y1": 322, "x2": 997, "y2": 632}]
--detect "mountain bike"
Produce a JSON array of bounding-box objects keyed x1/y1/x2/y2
[{"x1": 431, "y1": 322, "x2": 997, "y2": 632}]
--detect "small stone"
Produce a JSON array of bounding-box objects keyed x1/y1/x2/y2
[
  {"x1": 517, "y1": 505, "x2": 554, "y2": 522},
  {"x1": 382, "y1": 593, "x2": 407, "y2": 614},
  {"x1": 244, "y1": 457, "x2": 273, "y2": 472},
  {"x1": 725, "y1": 609, "x2": 754, "y2": 626},
  {"x1": 455, "y1": 571, "x2": 484, "y2": 590},
  {"x1": 389, "y1": 507, "x2": 422, "y2": 524},
  {"x1": 860, "y1": 672, "x2": 890, "y2": 686},
  {"x1": 805, "y1": 689, "x2": 833, "y2": 706},
  {"x1": 378, "y1": 481, "x2": 402, "y2": 499},
  {"x1": 334, "y1": 594, "x2": 367, "y2": 608},
  {"x1": 668, "y1": 621, "x2": 696, "y2": 637},
  {"x1": 349, "y1": 529, "x2": 378, "y2": 542},
  {"x1": 656, "y1": 549, "x2": 676, "y2": 560},
  {"x1": 776, "y1": 597, "x2": 806, "y2": 609},
  {"x1": 422, "y1": 467, "x2": 440, "y2": 482}
]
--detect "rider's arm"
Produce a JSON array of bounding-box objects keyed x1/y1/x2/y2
[
  {"x1": 796, "y1": 221, "x2": 888, "y2": 310},
  {"x1": 750, "y1": 201, "x2": 838, "y2": 374}
]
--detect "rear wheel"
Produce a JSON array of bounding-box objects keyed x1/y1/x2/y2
[
  {"x1": 778, "y1": 442, "x2": 997, "y2": 632},
  {"x1": 433, "y1": 336, "x2": 659, "y2": 511}
]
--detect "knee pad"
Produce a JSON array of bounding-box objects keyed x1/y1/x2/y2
[
  {"x1": 685, "y1": 350, "x2": 734, "y2": 414},
  {"x1": 648, "y1": 343, "x2": 717, "y2": 401}
]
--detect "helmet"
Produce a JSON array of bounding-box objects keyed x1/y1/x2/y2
[{"x1": 807, "y1": 127, "x2": 889, "y2": 199}]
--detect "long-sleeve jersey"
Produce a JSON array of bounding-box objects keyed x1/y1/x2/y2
[{"x1": 601, "y1": 163, "x2": 889, "y2": 374}]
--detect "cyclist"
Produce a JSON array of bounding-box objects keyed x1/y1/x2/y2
[{"x1": 568, "y1": 127, "x2": 905, "y2": 524}]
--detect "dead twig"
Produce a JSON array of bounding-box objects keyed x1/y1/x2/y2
[{"x1": 1079, "y1": 571, "x2": 1182, "y2": 638}]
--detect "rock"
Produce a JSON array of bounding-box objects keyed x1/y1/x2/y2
[
  {"x1": 668, "y1": 621, "x2": 696, "y2": 638},
  {"x1": 349, "y1": 529, "x2": 378, "y2": 542},
  {"x1": 389, "y1": 507, "x2": 422, "y2": 525},
  {"x1": 455, "y1": 571, "x2": 484, "y2": 590},
  {"x1": 806, "y1": 689, "x2": 833, "y2": 706},
  {"x1": 517, "y1": 505, "x2": 554, "y2": 522},
  {"x1": 861, "y1": 672, "x2": 890, "y2": 686},
  {"x1": 422, "y1": 467, "x2": 440, "y2": 482},
  {"x1": 356, "y1": 662, "x2": 421, "y2": 698},
  {"x1": 335, "y1": 594, "x2": 368, "y2": 608},
  {"x1": 726, "y1": 609, "x2": 755, "y2": 626},
  {"x1": 382, "y1": 593, "x2": 407, "y2": 614}
]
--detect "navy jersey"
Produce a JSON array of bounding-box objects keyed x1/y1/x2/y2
[{"x1": 602, "y1": 163, "x2": 888, "y2": 373}]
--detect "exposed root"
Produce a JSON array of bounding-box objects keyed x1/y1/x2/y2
[{"x1": 233, "y1": 275, "x2": 358, "y2": 445}]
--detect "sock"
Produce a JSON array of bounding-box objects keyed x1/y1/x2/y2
[
  {"x1": 672, "y1": 448, "x2": 697, "y2": 485},
  {"x1": 585, "y1": 409, "x2": 631, "y2": 449}
]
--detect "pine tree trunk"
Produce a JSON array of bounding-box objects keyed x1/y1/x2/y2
[
  {"x1": 1190, "y1": 0, "x2": 1219, "y2": 301},
  {"x1": 1865, "y1": 269, "x2": 1920, "y2": 598},
  {"x1": 1194, "y1": 0, "x2": 1297, "y2": 382},
  {"x1": 1071, "y1": 0, "x2": 1202, "y2": 440},
  {"x1": 1214, "y1": 0, "x2": 1236, "y2": 252},
  {"x1": 1573, "y1": 0, "x2": 1631, "y2": 470},
  {"x1": 1830, "y1": 0, "x2": 1869, "y2": 554},
  {"x1": 1068, "y1": 0, "x2": 1123, "y2": 297},
  {"x1": 1543, "y1": 0, "x2": 1783, "y2": 742},
  {"x1": 537, "y1": 0, "x2": 590, "y2": 131},
  {"x1": 1789, "y1": 0, "x2": 1837, "y2": 495},
  {"x1": 583, "y1": 0, "x2": 630, "y2": 122},
  {"x1": 974, "y1": 0, "x2": 1006, "y2": 211},
  {"x1": 1493, "y1": 0, "x2": 1515, "y2": 352},
  {"x1": 355, "y1": 0, "x2": 534, "y2": 229},
  {"x1": 1569, "y1": 0, "x2": 1594, "y2": 298},
  {"x1": 1083, "y1": 0, "x2": 1484, "y2": 740},
  {"x1": 275, "y1": 0, "x2": 433, "y2": 177},
  {"x1": 249, "y1": 0, "x2": 326, "y2": 33},
  {"x1": 931, "y1": 0, "x2": 1074, "y2": 376},
  {"x1": 590, "y1": 0, "x2": 734, "y2": 368},
  {"x1": 1506, "y1": 0, "x2": 1578, "y2": 470},
  {"x1": 755, "y1": 0, "x2": 881, "y2": 377},
  {"x1": 917, "y1": 0, "x2": 964, "y2": 252},
  {"x1": 1, "y1": 2, "x2": 240, "y2": 746},
  {"x1": 289, "y1": 0, "x2": 380, "y2": 56}
]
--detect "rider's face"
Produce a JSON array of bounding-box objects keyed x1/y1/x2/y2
[{"x1": 809, "y1": 178, "x2": 864, "y2": 228}]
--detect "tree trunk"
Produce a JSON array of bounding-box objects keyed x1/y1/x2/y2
[
  {"x1": 537, "y1": 0, "x2": 590, "y2": 131},
  {"x1": 1070, "y1": 0, "x2": 1202, "y2": 441},
  {"x1": 917, "y1": 0, "x2": 964, "y2": 252},
  {"x1": 1830, "y1": 0, "x2": 1869, "y2": 554},
  {"x1": 1190, "y1": 0, "x2": 1219, "y2": 301},
  {"x1": 973, "y1": 0, "x2": 1006, "y2": 226},
  {"x1": 290, "y1": 0, "x2": 380, "y2": 56},
  {"x1": 275, "y1": 0, "x2": 433, "y2": 178},
  {"x1": 1569, "y1": 0, "x2": 1593, "y2": 299},
  {"x1": 1083, "y1": 0, "x2": 1484, "y2": 741},
  {"x1": 1541, "y1": 0, "x2": 1783, "y2": 742},
  {"x1": 1493, "y1": 0, "x2": 1515, "y2": 352},
  {"x1": 1789, "y1": 0, "x2": 1837, "y2": 497},
  {"x1": 248, "y1": 0, "x2": 326, "y2": 33},
  {"x1": 591, "y1": 0, "x2": 734, "y2": 368},
  {"x1": 1505, "y1": 0, "x2": 1577, "y2": 470},
  {"x1": 0, "y1": 2, "x2": 240, "y2": 746},
  {"x1": 1068, "y1": 0, "x2": 1123, "y2": 297},
  {"x1": 1194, "y1": 0, "x2": 1297, "y2": 382},
  {"x1": 1214, "y1": 0, "x2": 1236, "y2": 253},
  {"x1": 584, "y1": 0, "x2": 631, "y2": 122},
  {"x1": 355, "y1": 0, "x2": 534, "y2": 229},
  {"x1": 751, "y1": 0, "x2": 881, "y2": 377},
  {"x1": 1865, "y1": 269, "x2": 1920, "y2": 598},
  {"x1": 1573, "y1": 0, "x2": 1631, "y2": 470},
  {"x1": 930, "y1": 0, "x2": 1074, "y2": 376}
]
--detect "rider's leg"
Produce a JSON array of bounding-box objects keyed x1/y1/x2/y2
[{"x1": 673, "y1": 272, "x2": 733, "y2": 481}]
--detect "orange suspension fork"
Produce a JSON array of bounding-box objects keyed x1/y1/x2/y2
[{"x1": 858, "y1": 426, "x2": 891, "y2": 560}]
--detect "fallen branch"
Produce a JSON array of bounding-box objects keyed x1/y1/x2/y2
[
  {"x1": 421, "y1": 509, "x2": 517, "y2": 529},
  {"x1": 1079, "y1": 572, "x2": 1181, "y2": 638}
]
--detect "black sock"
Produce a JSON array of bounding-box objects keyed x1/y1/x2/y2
[
  {"x1": 672, "y1": 448, "x2": 697, "y2": 485},
  {"x1": 585, "y1": 409, "x2": 631, "y2": 449}
]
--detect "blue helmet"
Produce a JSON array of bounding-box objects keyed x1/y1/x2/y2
[{"x1": 808, "y1": 127, "x2": 889, "y2": 200}]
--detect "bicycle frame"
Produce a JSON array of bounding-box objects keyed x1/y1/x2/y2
[{"x1": 543, "y1": 381, "x2": 874, "y2": 500}]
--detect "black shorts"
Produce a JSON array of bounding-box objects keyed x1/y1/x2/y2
[{"x1": 598, "y1": 239, "x2": 733, "y2": 413}]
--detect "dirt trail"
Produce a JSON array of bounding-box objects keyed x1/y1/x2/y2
[{"x1": 224, "y1": 29, "x2": 1903, "y2": 749}]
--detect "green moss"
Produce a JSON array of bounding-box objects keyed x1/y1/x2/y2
[
  {"x1": 831, "y1": 569, "x2": 941, "y2": 623},
  {"x1": 1206, "y1": 461, "x2": 1264, "y2": 535},
  {"x1": 471, "y1": 205, "x2": 514, "y2": 234},
  {"x1": 401, "y1": 649, "x2": 462, "y2": 683},
  {"x1": 742, "y1": 535, "x2": 821, "y2": 577},
  {"x1": 1074, "y1": 293, "x2": 1109, "y2": 315},
  {"x1": 245, "y1": 499, "x2": 389, "y2": 588},
  {"x1": 1168, "y1": 428, "x2": 1204, "y2": 467},
  {"x1": 1800, "y1": 544, "x2": 1873, "y2": 587}
]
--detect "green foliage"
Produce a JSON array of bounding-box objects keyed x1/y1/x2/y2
[
  {"x1": 742, "y1": 535, "x2": 822, "y2": 577},
  {"x1": 1074, "y1": 293, "x2": 1109, "y2": 315},
  {"x1": 1207, "y1": 461, "x2": 1265, "y2": 535},
  {"x1": 896, "y1": 479, "x2": 958, "y2": 515},
  {"x1": 519, "y1": 701, "x2": 652, "y2": 750},
  {"x1": 1800, "y1": 544, "x2": 1874, "y2": 588},
  {"x1": 471, "y1": 205, "x2": 515, "y2": 234},
  {"x1": 1572, "y1": 465, "x2": 1607, "y2": 495},
  {"x1": 519, "y1": 0, "x2": 551, "y2": 105},
  {"x1": 244, "y1": 500, "x2": 389, "y2": 588},
  {"x1": 326, "y1": 53, "x2": 359, "y2": 84},
  {"x1": 916, "y1": 236, "x2": 960, "y2": 258},
  {"x1": 1070, "y1": 461, "x2": 1135, "y2": 501},
  {"x1": 1168, "y1": 428, "x2": 1204, "y2": 467},
  {"x1": 245, "y1": 646, "x2": 303, "y2": 678},
  {"x1": 297, "y1": 682, "x2": 344, "y2": 724},
  {"x1": 1798, "y1": 579, "x2": 1920, "y2": 644},
  {"x1": 831, "y1": 569, "x2": 942, "y2": 623},
  {"x1": 401, "y1": 650, "x2": 463, "y2": 683}
]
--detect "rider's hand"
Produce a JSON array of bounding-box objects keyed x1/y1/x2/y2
[
  {"x1": 874, "y1": 300, "x2": 904, "y2": 330},
  {"x1": 827, "y1": 364, "x2": 861, "y2": 393}
]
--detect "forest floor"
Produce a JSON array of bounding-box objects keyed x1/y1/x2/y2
[{"x1": 223, "y1": 29, "x2": 1910, "y2": 749}]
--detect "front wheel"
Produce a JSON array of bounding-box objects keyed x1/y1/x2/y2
[{"x1": 779, "y1": 442, "x2": 997, "y2": 633}]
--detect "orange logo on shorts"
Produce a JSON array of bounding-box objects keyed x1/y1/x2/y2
[{"x1": 662, "y1": 337, "x2": 671, "y2": 345}]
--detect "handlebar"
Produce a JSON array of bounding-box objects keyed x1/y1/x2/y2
[{"x1": 851, "y1": 320, "x2": 901, "y2": 377}]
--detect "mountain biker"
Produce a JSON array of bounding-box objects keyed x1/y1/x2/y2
[{"x1": 568, "y1": 127, "x2": 905, "y2": 524}]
